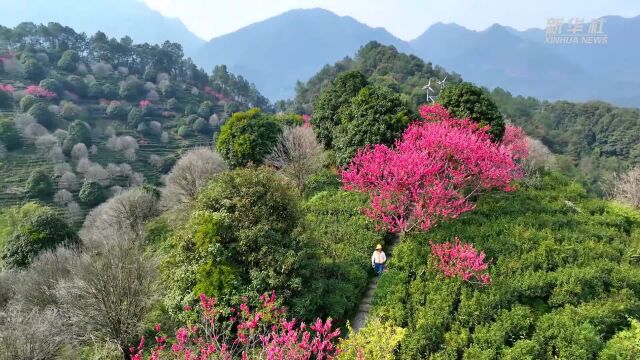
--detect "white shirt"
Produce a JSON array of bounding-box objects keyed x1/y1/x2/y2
[{"x1": 372, "y1": 250, "x2": 386, "y2": 266}]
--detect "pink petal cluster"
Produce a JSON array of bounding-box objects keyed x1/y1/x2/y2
[
  {"x1": 430, "y1": 237, "x2": 492, "y2": 284},
  {"x1": 139, "y1": 99, "x2": 150, "y2": 109},
  {"x1": 502, "y1": 124, "x2": 530, "y2": 160},
  {"x1": 301, "y1": 114, "x2": 311, "y2": 128},
  {"x1": 130, "y1": 292, "x2": 341, "y2": 360},
  {"x1": 0, "y1": 84, "x2": 15, "y2": 93},
  {"x1": 341, "y1": 103, "x2": 524, "y2": 233},
  {"x1": 25, "y1": 85, "x2": 56, "y2": 99}
]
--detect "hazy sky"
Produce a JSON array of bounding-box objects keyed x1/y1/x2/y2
[{"x1": 143, "y1": 0, "x2": 639, "y2": 41}]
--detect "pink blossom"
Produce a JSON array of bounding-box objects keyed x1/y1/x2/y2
[
  {"x1": 133, "y1": 292, "x2": 342, "y2": 359},
  {"x1": 501, "y1": 124, "x2": 530, "y2": 160},
  {"x1": 302, "y1": 114, "x2": 311, "y2": 128},
  {"x1": 341, "y1": 103, "x2": 524, "y2": 233},
  {"x1": 430, "y1": 237, "x2": 492, "y2": 284},
  {"x1": 0, "y1": 84, "x2": 14, "y2": 93},
  {"x1": 139, "y1": 99, "x2": 150, "y2": 109},
  {"x1": 24, "y1": 85, "x2": 56, "y2": 99}
]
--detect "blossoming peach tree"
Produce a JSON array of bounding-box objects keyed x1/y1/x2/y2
[
  {"x1": 341, "y1": 104, "x2": 528, "y2": 284},
  {"x1": 130, "y1": 292, "x2": 341, "y2": 360}
]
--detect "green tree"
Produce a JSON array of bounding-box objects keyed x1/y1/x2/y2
[
  {"x1": 28, "y1": 103, "x2": 54, "y2": 128},
  {"x1": 63, "y1": 120, "x2": 92, "y2": 155},
  {"x1": 198, "y1": 101, "x2": 213, "y2": 118},
  {"x1": 333, "y1": 85, "x2": 410, "y2": 165},
  {"x1": 57, "y1": 49, "x2": 80, "y2": 72},
  {"x1": 19, "y1": 95, "x2": 37, "y2": 112},
  {"x1": 0, "y1": 88, "x2": 12, "y2": 109},
  {"x1": 65, "y1": 75, "x2": 88, "y2": 97},
  {"x1": 39, "y1": 78, "x2": 64, "y2": 97},
  {"x1": 216, "y1": 108, "x2": 282, "y2": 168},
  {"x1": 79, "y1": 180, "x2": 105, "y2": 206},
  {"x1": 437, "y1": 82, "x2": 505, "y2": 140},
  {"x1": 25, "y1": 169, "x2": 54, "y2": 197},
  {"x1": 23, "y1": 59, "x2": 45, "y2": 82},
  {"x1": 0, "y1": 118, "x2": 22, "y2": 151},
  {"x1": 128, "y1": 107, "x2": 145, "y2": 127},
  {"x1": 311, "y1": 70, "x2": 369, "y2": 148},
  {"x1": 119, "y1": 78, "x2": 144, "y2": 101},
  {"x1": 1, "y1": 204, "x2": 77, "y2": 268},
  {"x1": 163, "y1": 168, "x2": 307, "y2": 310}
]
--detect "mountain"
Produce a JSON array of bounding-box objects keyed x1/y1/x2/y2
[
  {"x1": 0, "y1": 0, "x2": 205, "y2": 55},
  {"x1": 410, "y1": 16, "x2": 640, "y2": 107},
  {"x1": 194, "y1": 8, "x2": 412, "y2": 101}
]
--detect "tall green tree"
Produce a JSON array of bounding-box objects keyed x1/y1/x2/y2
[
  {"x1": 0, "y1": 118, "x2": 22, "y2": 150},
  {"x1": 333, "y1": 85, "x2": 410, "y2": 165},
  {"x1": 311, "y1": 70, "x2": 369, "y2": 148},
  {"x1": 437, "y1": 82, "x2": 505, "y2": 140}
]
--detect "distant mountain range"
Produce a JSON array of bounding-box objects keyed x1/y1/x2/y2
[{"x1": 3, "y1": 2, "x2": 639, "y2": 106}]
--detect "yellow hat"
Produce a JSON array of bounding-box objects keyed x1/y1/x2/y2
[{"x1": 376, "y1": 244, "x2": 382, "y2": 250}]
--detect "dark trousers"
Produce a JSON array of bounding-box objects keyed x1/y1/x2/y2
[{"x1": 374, "y1": 263, "x2": 385, "y2": 275}]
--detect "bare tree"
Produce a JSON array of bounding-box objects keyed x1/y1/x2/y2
[
  {"x1": 71, "y1": 143, "x2": 89, "y2": 161},
  {"x1": 267, "y1": 126, "x2": 325, "y2": 192},
  {"x1": 59, "y1": 172, "x2": 80, "y2": 191},
  {"x1": 162, "y1": 147, "x2": 227, "y2": 206},
  {"x1": 0, "y1": 305, "x2": 68, "y2": 360},
  {"x1": 55, "y1": 237, "x2": 157, "y2": 358},
  {"x1": 80, "y1": 187, "x2": 160, "y2": 248},
  {"x1": 54, "y1": 189, "x2": 74, "y2": 205},
  {"x1": 613, "y1": 166, "x2": 640, "y2": 208}
]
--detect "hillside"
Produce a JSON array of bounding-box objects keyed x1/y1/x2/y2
[
  {"x1": 0, "y1": 0, "x2": 205, "y2": 55},
  {"x1": 293, "y1": 42, "x2": 640, "y2": 193},
  {"x1": 0, "y1": 22, "x2": 268, "y2": 220},
  {"x1": 369, "y1": 172, "x2": 640, "y2": 358}
]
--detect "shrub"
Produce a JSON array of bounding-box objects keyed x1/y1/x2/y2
[
  {"x1": 119, "y1": 77, "x2": 144, "y2": 101},
  {"x1": 39, "y1": 78, "x2": 64, "y2": 96},
  {"x1": 28, "y1": 102, "x2": 54, "y2": 128},
  {"x1": 338, "y1": 318, "x2": 406, "y2": 360},
  {"x1": 1, "y1": 204, "x2": 77, "y2": 268},
  {"x1": 198, "y1": 100, "x2": 213, "y2": 118},
  {"x1": 106, "y1": 100, "x2": 127, "y2": 119},
  {"x1": 192, "y1": 117, "x2": 210, "y2": 134},
  {"x1": 19, "y1": 94, "x2": 37, "y2": 112},
  {"x1": 216, "y1": 108, "x2": 282, "y2": 167},
  {"x1": 26, "y1": 168, "x2": 54, "y2": 197},
  {"x1": 599, "y1": 319, "x2": 640, "y2": 359},
  {"x1": 65, "y1": 75, "x2": 88, "y2": 97},
  {"x1": 23, "y1": 59, "x2": 45, "y2": 81},
  {"x1": 79, "y1": 180, "x2": 106, "y2": 206},
  {"x1": 57, "y1": 49, "x2": 80, "y2": 72},
  {"x1": 0, "y1": 117, "x2": 22, "y2": 150},
  {"x1": 128, "y1": 107, "x2": 145, "y2": 127}
]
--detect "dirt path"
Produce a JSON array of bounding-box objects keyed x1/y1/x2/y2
[{"x1": 351, "y1": 235, "x2": 400, "y2": 332}]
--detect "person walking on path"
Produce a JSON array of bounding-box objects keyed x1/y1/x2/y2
[{"x1": 371, "y1": 244, "x2": 387, "y2": 276}]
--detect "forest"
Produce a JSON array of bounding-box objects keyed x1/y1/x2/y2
[{"x1": 0, "y1": 22, "x2": 639, "y2": 360}]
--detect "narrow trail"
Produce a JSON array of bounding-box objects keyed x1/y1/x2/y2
[{"x1": 351, "y1": 234, "x2": 400, "y2": 332}]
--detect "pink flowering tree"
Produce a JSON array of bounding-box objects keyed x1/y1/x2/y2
[
  {"x1": 341, "y1": 104, "x2": 525, "y2": 234},
  {"x1": 0, "y1": 83, "x2": 15, "y2": 93},
  {"x1": 139, "y1": 99, "x2": 150, "y2": 109},
  {"x1": 430, "y1": 238, "x2": 492, "y2": 285},
  {"x1": 25, "y1": 85, "x2": 56, "y2": 99},
  {"x1": 130, "y1": 292, "x2": 341, "y2": 360},
  {"x1": 502, "y1": 124, "x2": 530, "y2": 161}
]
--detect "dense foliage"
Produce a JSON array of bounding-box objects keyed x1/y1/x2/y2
[
  {"x1": 437, "y1": 82, "x2": 505, "y2": 141},
  {"x1": 216, "y1": 108, "x2": 282, "y2": 167},
  {"x1": 294, "y1": 41, "x2": 460, "y2": 113},
  {"x1": 492, "y1": 88, "x2": 640, "y2": 193},
  {"x1": 366, "y1": 173, "x2": 640, "y2": 359},
  {"x1": 0, "y1": 203, "x2": 77, "y2": 268}
]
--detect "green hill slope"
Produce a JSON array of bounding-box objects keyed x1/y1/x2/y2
[{"x1": 367, "y1": 173, "x2": 640, "y2": 359}]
